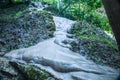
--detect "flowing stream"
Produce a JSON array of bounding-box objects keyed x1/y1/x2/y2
[
  {"x1": 4, "y1": 16, "x2": 119, "y2": 80},
  {"x1": 4, "y1": 2, "x2": 119, "y2": 80}
]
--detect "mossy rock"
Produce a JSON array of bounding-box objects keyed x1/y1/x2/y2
[
  {"x1": 70, "y1": 21, "x2": 120, "y2": 69},
  {"x1": 0, "y1": 58, "x2": 24, "y2": 80},
  {"x1": 0, "y1": 58, "x2": 18, "y2": 77},
  {"x1": 10, "y1": 61, "x2": 55, "y2": 80},
  {"x1": 0, "y1": 58, "x2": 55, "y2": 80},
  {"x1": 0, "y1": 4, "x2": 55, "y2": 53},
  {"x1": 71, "y1": 21, "x2": 118, "y2": 50}
]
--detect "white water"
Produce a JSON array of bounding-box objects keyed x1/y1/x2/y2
[
  {"x1": 4, "y1": 16, "x2": 119, "y2": 80},
  {"x1": 54, "y1": 16, "x2": 76, "y2": 48}
]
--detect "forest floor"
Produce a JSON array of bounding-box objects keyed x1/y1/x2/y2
[{"x1": 0, "y1": 2, "x2": 120, "y2": 80}]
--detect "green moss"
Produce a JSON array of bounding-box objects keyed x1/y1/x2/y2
[
  {"x1": 13, "y1": 11, "x2": 24, "y2": 18},
  {"x1": 25, "y1": 67, "x2": 49, "y2": 80},
  {"x1": 71, "y1": 21, "x2": 120, "y2": 69},
  {"x1": 0, "y1": 59, "x2": 55, "y2": 79},
  {"x1": 34, "y1": 10, "x2": 56, "y2": 32},
  {"x1": 71, "y1": 21, "x2": 118, "y2": 50},
  {"x1": 37, "y1": 10, "x2": 53, "y2": 19},
  {"x1": 11, "y1": 62, "x2": 55, "y2": 80},
  {"x1": 78, "y1": 35, "x2": 118, "y2": 50},
  {"x1": 0, "y1": 4, "x2": 28, "y2": 22},
  {"x1": 11, "y1": 0, "x2": 24, "y2": 3}
]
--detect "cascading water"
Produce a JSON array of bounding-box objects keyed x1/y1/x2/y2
[
  {"x1": 53, "y1": 16, "x2": 76, "y2": 48},
  {"x1": 3, "y1": 2, "x2": 119, "y2": 80}
]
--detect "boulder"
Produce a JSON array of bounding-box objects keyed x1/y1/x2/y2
[
  {"x1": 0, "y1": 58, "x2": 55, "y2": 80},
  {"x1": 10, "y1": 61, "x2": 55, "y2": 80},
  {"x1": 0, "y1": 4, "x2": 55, "y2": 53}
]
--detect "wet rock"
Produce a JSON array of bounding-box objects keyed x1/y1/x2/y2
[
  {"x1": 29, "y1": 2, "x2": 44, "y2": 11},
  {"x1": 10, "y1": 61, "x2": 55, "y2": 80},
  {"x1": 0, "y1": 58, "x2": 56, "y2": 80},
  {"x1": 70, "y1": 39, "x2": 80, "y2": 53},
  {"x1": 62, "y1": 40, "x2": 68, "y2": 44},
  {"x1": 0, "y1": 58, "x2": 18, "y2": 79},
  {"x1": 0, "y1": 52, "x2": 5, "y2": 57},
  {"x1": 66, "y1": 34, "x2": 75, "y2": 38}
]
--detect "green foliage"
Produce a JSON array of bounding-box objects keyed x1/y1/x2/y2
[
  {"x1": 11, "y1": 0, "x2": 24, "y2": 3},
  {"x1": 0, "y1": 4, "x2": 28, "y2": 23},
  {"x1": 1, "y1": 0, "x2": 110, "y2": 34},
  {"x1": 62, "y1": 0, "x2": 79, "y2": 4},
  {"x1": 90, "y1": 11, "x2": 112, "y2": 33},
  {"x1": 64, "y1": 0, "x2": 111, "y2": 33},
  {"x1": 80, "y1": 0, "x2": 102, "y2": 9},
  {"x1": 43, "y1": 0, "x2": 111, "y2": 33}
]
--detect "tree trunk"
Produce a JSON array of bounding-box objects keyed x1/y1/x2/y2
[{"x1": 102, "y1": 0, "x2": 120, "y2": 51}]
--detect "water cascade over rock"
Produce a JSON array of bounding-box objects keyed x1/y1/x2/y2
[
  {"x1": 4, "y1": 16, "x2": 119, "y2": 80},
  {"x1": 2, "y1": 2, "x2": 119, "y2": 80}
]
